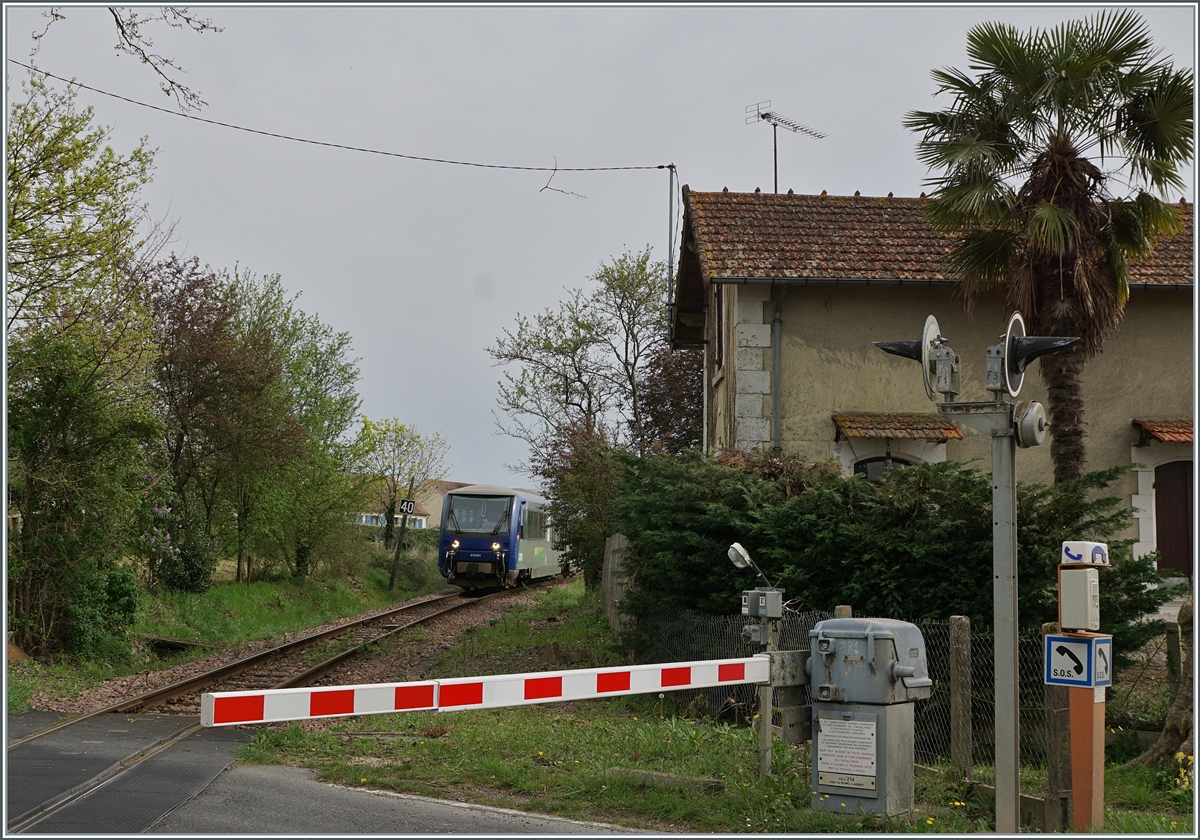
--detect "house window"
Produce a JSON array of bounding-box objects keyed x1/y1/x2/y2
[{"x1": 853, "y1": 456, "x2": 913, "y2": 482}]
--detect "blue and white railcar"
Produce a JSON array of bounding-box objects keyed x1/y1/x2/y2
[{"x1": 437, "y1": 485, "x2": 563, "y2": 590}]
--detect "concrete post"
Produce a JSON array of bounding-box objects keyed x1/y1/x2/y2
[
  {"x1": 949, "y1": 615, "x2": 972, "y2": 781},
  {"x1": 834, "y1": 605, "x2": 852, "y2": 618}
]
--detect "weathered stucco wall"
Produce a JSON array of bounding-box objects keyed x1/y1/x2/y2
[{"x1": 704, "y1": 282, "x2": 1196, "y2": 551}]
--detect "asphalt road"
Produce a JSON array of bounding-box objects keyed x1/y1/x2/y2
[{"x1": 147, "y1": 765, "x2": 641, "y2": 834}]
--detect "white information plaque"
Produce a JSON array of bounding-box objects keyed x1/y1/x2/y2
[{"x1": 817, "y1": 717, "x2": 877, "y2": 778}]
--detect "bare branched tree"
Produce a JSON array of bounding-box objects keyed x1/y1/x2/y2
[{"x1": 30, "y1": 6, "x2": 222, "y2": 112}]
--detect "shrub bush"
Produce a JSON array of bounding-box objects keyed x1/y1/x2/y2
[{"x1": 612, "y1": 450, "x2": 1180, "y2": 668}]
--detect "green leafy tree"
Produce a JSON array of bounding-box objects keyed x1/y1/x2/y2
[
  {"x1": 7, "y1": 326, "x2": 156, "y2": 656},
  {"x1": 904, "y1": 10, "x2": 1192, "y2": 483},
  {"x1": 490, "y1": 248, "x2": 701, "y2": 589},
  {"x1": 353, "y1": 417, "x2": 449, "y2": 589},
  {"x1": 354, "y1": 418, "x2": 448, "y2": 549},
  {"x1": 489, "y1": 247, "x2": 677, "y2": 460},
  {"x1": 6, "y1": 74, "x2": 159, "y2": 334},
  {"x1": 6, "y1": 71, "x2": 163, "y2": 657},
  {"x1": 528, "y1": 420, "x2": 620, "y2": 589},
  {"x1": 263, "y1": 290, "x2": 363, "y2": 579}
]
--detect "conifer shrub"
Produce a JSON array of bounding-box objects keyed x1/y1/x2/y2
[{"x1": 612, "y1": 451, "x2": 1180, "y2": 668}]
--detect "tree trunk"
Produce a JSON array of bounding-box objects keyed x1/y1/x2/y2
[
  {"x1": 383, "y1": 498, "x2": 397, "y2": 549},
  {"x1": 1040, "y1": 348, "x2": 1087, "y2": 484},
  {"x1": 1125, "y1": 592, "x2": 1193, "y2": 768}
]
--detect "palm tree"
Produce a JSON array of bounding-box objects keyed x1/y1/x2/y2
[{"x1": 905, "y1": 10, "x2": 1192, "y2": 483}]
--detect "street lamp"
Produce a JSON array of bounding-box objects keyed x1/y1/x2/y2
[{"x1": 728, "y1": 542, "x2": 772, "y2": 587}]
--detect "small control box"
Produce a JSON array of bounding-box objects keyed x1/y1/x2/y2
[
  {"x1": 742, "y1": 588, "x2": 783, "y2": 618},
  {"x1": 1060, "y1": 567, "x2": 1100, "y2": 631}
]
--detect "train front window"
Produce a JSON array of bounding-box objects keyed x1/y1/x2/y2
[{"x1": 447, "y1": 496, "x2": 512, "y2": 536}]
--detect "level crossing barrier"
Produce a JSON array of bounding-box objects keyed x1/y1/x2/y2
[{"x1": 200, "y1": 655, "x2": 771, "y2": 727}]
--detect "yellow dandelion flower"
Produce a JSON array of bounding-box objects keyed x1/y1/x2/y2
[
  {"x1": 360, "y1": 777, "x2": 367, "y2": 783},
  {"x1": 926, "y1": 817, "x2": 934, "y2": 825},
  {"x1": 633, "y1": 716, "x2": 638, "y2": 721}
]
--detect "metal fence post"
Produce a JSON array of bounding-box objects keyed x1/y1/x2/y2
[
  {"x1": 949, "y1": 615, "x2": 972, "y2": 781},
  {"x1": 1042, "y1": 621, "x2": 1071, "y2": 832}
]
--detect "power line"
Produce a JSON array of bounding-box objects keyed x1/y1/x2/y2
[{"x1": 7, "y1": 60, "x2": 669, "y2": 173}]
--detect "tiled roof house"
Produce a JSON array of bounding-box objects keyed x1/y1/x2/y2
[{"x1": 672, "y1": 187, "x2": 1193, "y2": 576}]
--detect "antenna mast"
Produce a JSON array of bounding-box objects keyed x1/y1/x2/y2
[{"x1": 745, "y1": 101, "x2": 826, "y2": 194}]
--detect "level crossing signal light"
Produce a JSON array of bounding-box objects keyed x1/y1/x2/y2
[{"x1": 871, "y1": 311, "x2": 1079, "y2": 834}]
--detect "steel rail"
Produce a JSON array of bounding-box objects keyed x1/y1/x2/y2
[
  {"x1": 7, "y1": 591, "x2": 463, "y2": 751},
  {"x1": 278, "y1": 588, "x2": 508, "y2": 689},
  {"x1": 6, "y1": 586, "x2": 521, "y2": 833}
]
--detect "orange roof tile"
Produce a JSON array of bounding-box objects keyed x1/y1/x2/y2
[
  {"x1": 672, "y1": 189, "x2": 1193, "y2": 346},
  {"x1": 1132, "y1": 419, "x2": 1193, "y2": 444},
  {"x1": 833, "y1": 413, "x2": 964, "y2": 442}
]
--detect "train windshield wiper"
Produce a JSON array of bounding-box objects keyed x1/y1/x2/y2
[
  {"x1": 491, "y1": 510, "x2": 510, "y2": 535},
  {"x1": 449, "y1": 509, "x2": 462, "y2": 534}
]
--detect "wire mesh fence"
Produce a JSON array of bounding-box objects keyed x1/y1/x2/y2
[
  {"x1": 911, "y1": 620, "x2": 1050, "y2": 771},
  {"x1": 634, "y1": 607, "x2": 832, "y2": 722},
  {"x1": 635, "y1": 607, "x2": 1051, "y2": 774}
]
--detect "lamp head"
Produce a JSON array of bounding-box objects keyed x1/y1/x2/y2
[{"x1": 728, "y1": 542, "x2": 752, "y2": 569}]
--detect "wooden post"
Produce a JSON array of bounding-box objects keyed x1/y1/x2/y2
[
  {"x1": 757, "y1": 616, "x2": 778, "y2": 777},
  {"x1": 1069, "y1": 685, "x2": 1105, "y2": 831},
  {"x1": 1042, "y1": 622, "x2": 1071, "y2": 832},
  {"x1": 1166, "y1": 622, "x2": 1181, "y2": 695},
  {"x1": 949, "y1": 615, "x2": 972, "y2": 781}
]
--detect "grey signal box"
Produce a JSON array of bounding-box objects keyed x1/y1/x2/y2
[
  {"x1": 742, "y1": 588, "x2": 783, "y2": 618},
  {"x1": 807, "y1": 618, "x2": 931, "y2": 816}
]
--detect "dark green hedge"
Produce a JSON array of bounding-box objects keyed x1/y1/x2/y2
[{"x1": 612, "y1": 451, "x2": 1182, "y2": 668}]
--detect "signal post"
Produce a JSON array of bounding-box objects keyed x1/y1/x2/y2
[
  {"x1": 1045, "y1": 540, "x2": 1112, "y2": 832},
  {"x1": 875, "y1": 312, "x2": 1078, "y2": 834}
]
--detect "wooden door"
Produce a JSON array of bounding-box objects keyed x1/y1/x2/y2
[{"x1": 1155, "y1": 460, "x2": 1194, "y2": 578}]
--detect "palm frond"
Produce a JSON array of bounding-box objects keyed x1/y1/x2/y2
[
  {"x1": 1026, "y1": 201, "x2": 1078, "y2": 254},
  {"x1": 944, "y1": 228, "x2": 1022, "y2": 292}
]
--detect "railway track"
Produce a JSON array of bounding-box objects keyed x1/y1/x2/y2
[{"x1": 7, "y1": 585, "x2": 527, "y2": 833}]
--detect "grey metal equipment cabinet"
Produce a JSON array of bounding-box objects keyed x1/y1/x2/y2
[{"x1": 807, "y1": 618, "x2": 932, "y2": 816}]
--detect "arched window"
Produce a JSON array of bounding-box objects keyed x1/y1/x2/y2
[{"x1": 853, "y1": 456, "x2": 913, "y2": 483}]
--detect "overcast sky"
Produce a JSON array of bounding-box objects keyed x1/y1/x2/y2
[{"x1": 5, "y1": 3, "x2": 1195, "y2": 488}]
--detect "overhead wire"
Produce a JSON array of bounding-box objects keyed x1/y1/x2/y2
[
  {"x1": 7, "y1": 59, "x2": 669, "y2": 173},
  {"x1": 9, "y1": 59, "x2": 686, "y2": 314}
]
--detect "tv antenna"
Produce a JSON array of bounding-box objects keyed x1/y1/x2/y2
[{"x1": 746, "y1": 101, "x2": 826, "y2": 194}]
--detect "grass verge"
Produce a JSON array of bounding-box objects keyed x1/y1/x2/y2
[
  {"x1": 235, "y1": 581, "x2": 1193, "y2": 832},
  {"x1": 6, "y1": 557, "x2": 447, "y2": 713}
]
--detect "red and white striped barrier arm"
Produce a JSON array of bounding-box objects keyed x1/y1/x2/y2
[{"x1": 201, "y1": 655, "x2": 769, "y2": 727}]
